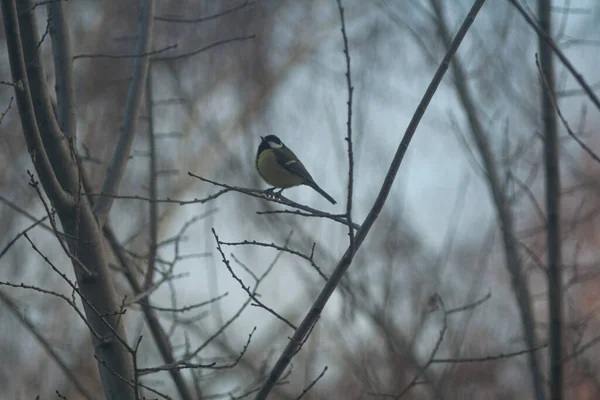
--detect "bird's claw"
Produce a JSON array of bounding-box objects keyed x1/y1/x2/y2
[{"x1": 263, "y1": 188, "x2": 284, "y2": 198}]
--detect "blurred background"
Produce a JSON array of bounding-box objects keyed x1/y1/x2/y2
[{"x1": 1, "y1": 0, "x2": 600, "y2": 398}]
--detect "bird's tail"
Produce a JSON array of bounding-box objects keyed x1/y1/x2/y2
[{"x1": 307, "y1": 182, "x2": 337, "y2": 205}]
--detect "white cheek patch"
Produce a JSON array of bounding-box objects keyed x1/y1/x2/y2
[{"x1": 268, "y1": 141, "x2": 283, "y2": 149}]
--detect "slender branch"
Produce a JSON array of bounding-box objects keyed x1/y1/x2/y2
[
  {"x1": 213, "y1": 228, "x2": 297, "y2": 330},
  {"x1": 23, "y1": 233, "x2": 134, "y2": 354},
  {"x1": 155, "y1": 0, "x2": 253, "y2": 23},
  {"x1": 153, "y1": 35, "x2": 255, "y2": 62},
  {"x1": 178, "y1": 238, "x2": 285, "y2": 364},
  {"x1": 335, "y1": 0, "x2": 355, "y2": 250},
  {"x1": 432, "y1": 343, "x2": 548, "y2": 364},
  {"x1": 135, "y1": 292, "x2": 228, "y2": 312},
  {"x1": 94, "y1": 0, "x2": 155, "y2": 227},
  {"x1": 253, "y1": 1, "x2": 487, "y2": 398},
  {"x1": 537, "y1": 1, "x2": 563, "y2": 398},
  {"x1": 73, "y1": 44, "x2": 176, "y2": 61},
  {"x1": 294, "y1": 366, "x2": 328, "y2": 400},
  {"x1": 0, "y1": 212, "x2": 50, "y2": 261},
  {"x1": 0, "y1": 96, "x2": 13, "y2": 124},
  {"x1": 256, "y1": 209, "x2": 359, "y2": 230},
  {"x1": 188, "y1": 172, "x2": 360, "y2": 230},
  {"x1": 446, "y1": 292, "x2": 492, "y2": 315},
  {"x1": 219, "y1": 239, "x2": 327, "y2": 281},
  {"x1": 144, "y1": 64, "x2": 158, "y2": 291},
  {"x1": 0, "y1": 280, "x2": 104, "y2": 341},
  {"x1": 47, "y1": 0, "x2": 76, "y2": 139}
]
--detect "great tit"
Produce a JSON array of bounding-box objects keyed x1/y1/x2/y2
[{"x1": 256, "y1": 135, "x2": 337, "y2": 205}]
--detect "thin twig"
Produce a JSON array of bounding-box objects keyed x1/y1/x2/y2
[
  {"x1": 155, "y1": 0, "x2": 253, "y2": 23},
  {"x1": 335, "y1": 0, "x2": 355, "y2": 250},
  {"x1": 144, "y1": 64, "x2": 158, "y2": 291},
  {"x1": 73, "y1": 44, "x2": 176, "y2": 60},
  {"x1": 154, "y1": 35, "x2": 255, "y2": 62},
  {"x1": 135, "y1": 292, "x2": 228, "y2": 313},
  {"x1": 0, "y1": 96, "x2": 13, "y2": 124},
  {"x1": 294, "y1": 366, "x2": 328, "y2": 400},
  {"x1": 188, "y1": 172, "x2": 359, "y2": 230},
  {"x1": 431, "y1": 343, "x2": 549, "y2": 364},
  {"x1": 220, "y1": 239, "x2": 328, "y2": 281},
  {"x1": 446, "y1": 292, "x2": 491, "y2": 315},
  {"x1": 0, "y1": 213, "x2": 50, "y2": 261},
  {"x1": 212, "y1": 228, "x2": 297, "y2": 330}
]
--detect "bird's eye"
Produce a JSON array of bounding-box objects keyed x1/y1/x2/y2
[{"x1": 268, "y1": 141, "x2": 283, "y2": 149}]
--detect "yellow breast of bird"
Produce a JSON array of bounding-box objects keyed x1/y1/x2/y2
[{"x1": 257, "y1": 149, "x2": 304, "y2": 188}]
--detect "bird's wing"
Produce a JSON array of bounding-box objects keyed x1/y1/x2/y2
[{"x1": 273, "y1": 148, "x2": 315, "y2": 184}]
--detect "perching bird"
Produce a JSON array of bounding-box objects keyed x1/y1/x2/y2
[{"x1": 255, "y1": 135, "x2": 337, "y2": 205}]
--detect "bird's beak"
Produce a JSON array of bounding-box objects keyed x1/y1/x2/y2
[{"x1": 260, "y1": 136, "x2": 265, "y2": 141}]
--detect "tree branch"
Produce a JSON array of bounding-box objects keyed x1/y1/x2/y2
[
  {"x1": 1, "y1": 0, "x2": 74, "y2": 208},
  {"x1": 94, "y1": 0, "x2": 155, "y2": 227},
  {"x1": 537, "y1": 1, "x2": 563, "y2": 398},
  {"x1": 144, "y1": 64, "x2": 158, "y2": 291},
  {"x1": 48, "y1": 0, "x2": 76, "y2": 139}
]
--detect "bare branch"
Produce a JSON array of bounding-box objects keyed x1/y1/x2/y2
[
  {"x1": 188, "y1": 172, "x2": 360, "y2": 230},
  {"x1": 154, "y1": 35, "x2": 255, "y2": 62},
  {"x1": 294, "y1": 366, "x2": 328, "y2": 400},
  {"x1": 213, "y1": 228, "x2": 297, "y2": 330},
  {"x1": 536, "y1": 1, "x2": 563, "y2": 397},
  {"x1": 220, "y1": 238, "x2": 328, "y2": 281},
  {"x1": 144, "y1": 65, "x2": 158, "y2": 291},
  {"x1": 94, "y1": 0, "x2": 155, "y2": 227},
  {"x1": 0, "y1": 211, "x2": 50, "y2": 262},
  {"x1": 73, "y1": 44, "x2": 177, "y2": 61},
  {"x1": 335, "y1": 0, "x2": 355, "y2": 249},
  {"x1": 432, "y1": 343, "x2": 548, "y2": 364},
  {"x1": 155, "y1": 0, "x2": 253, "y2": 23},
  {"x1": 47, "y1": 0, "x2": 76, "y2": 139},
  {"x1": 0, "y1": 96, "x2": 13, "y2": 124}
]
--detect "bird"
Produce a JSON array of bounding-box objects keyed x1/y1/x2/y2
[{"x1": 255, "y1": 135, "x2": 337, "y2": 205}]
